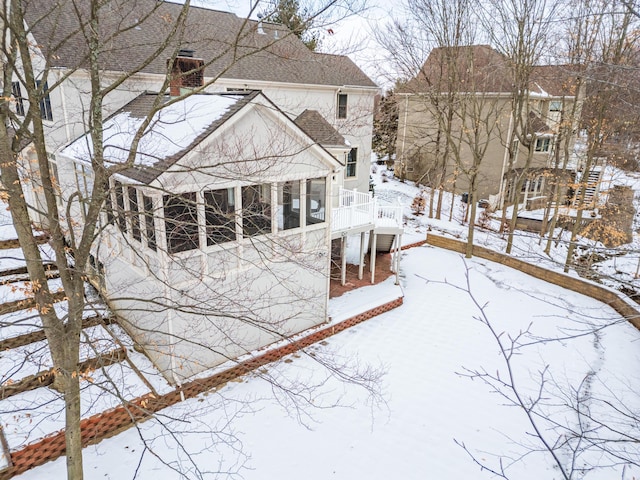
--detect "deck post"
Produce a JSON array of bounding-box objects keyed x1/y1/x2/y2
[
  {"x1": 358, "y1": 231, "x2": 366, "y2": 280},
  {"x1": 370, "y1": 232, "x2": 377, "y2": 283},
  {"x1": 341, "y1": 235, "x2": 347, "y2": 286},
  {"x1": 395, "y1": 233, "x2": 402, "y2": 285}
]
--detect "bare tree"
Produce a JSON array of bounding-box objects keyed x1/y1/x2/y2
[
  {"x1": 445, "y1": 261, "x2": 640, "y2": 479},
  {"x1": 563, "y1": 0, "x2": 640, "y2": 272},
  {"x1": 479, "y1": 0, "x2": 560, "y2": 254},
  {"x1": 0, "y1": 1, "x2": 379, "y2": 479}
]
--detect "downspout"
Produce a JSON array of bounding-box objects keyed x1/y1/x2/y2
[
  {"x1": 55, "y1": 68, "x2": 72, "y2": 144},
  {"x1": 157, "y1": 198, "x2": 184, "y2": 398},
  {"x1": 324, "y1": 172, "x2": 332, "y2": 320}
]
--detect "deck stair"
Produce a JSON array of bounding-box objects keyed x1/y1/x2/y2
[{"x1": 573, "y1": 167, "x2": 603, "y2": 208}]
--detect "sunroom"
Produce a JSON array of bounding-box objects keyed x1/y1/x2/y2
[{"x1": 58, "y1": 90, "x2": 342, "y2": 380}]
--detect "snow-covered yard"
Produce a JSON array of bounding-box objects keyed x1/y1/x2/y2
[
  {"x1": 4, "y1": 166, "x2": 640, "y2": 479},
  {"x1": 15, "y1": 244, "x2": 640, "y2": 479}
]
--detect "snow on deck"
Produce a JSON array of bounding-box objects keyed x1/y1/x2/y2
[
  {"x1": 1, "y1": 361, "x2": 153, "y2": 451},
  {"x1": 0, "y1": 324, "x2": 119, "y2": 381},
  {"x1": 0, "y1": 245, "x2": 56, "y2": 273},
  {"x1": 0, "y1": 277, "x2": 63, "y2": 304}
]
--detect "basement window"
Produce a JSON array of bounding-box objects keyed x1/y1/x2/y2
[{"x1": 164, "y1": 192, "x2": 199, "y2": 254}]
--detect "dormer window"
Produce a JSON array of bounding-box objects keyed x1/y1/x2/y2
[{"x1": 337, "y1": 93, "x2": 347, "y2": 119}]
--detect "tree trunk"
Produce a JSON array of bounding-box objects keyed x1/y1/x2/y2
[
  {"x1": 465, "y1": 175, "x2": 478, "y2": 258},
  {"x1": 64, "y1": 371, "x2": 84, "y2": 480}
]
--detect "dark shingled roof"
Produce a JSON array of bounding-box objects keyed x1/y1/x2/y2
[
  {"x1": 294, "y1": 109, "x2": 348, "y2": 149},
  {"x1": 530, "y1": 65, "x2": 581, "y2": 97},
  {"x1": 22, "y1": 0, "x2": 376, "y2": 88},
  {"x1": 403, "y1": 45, "x2": 580, "y2": 98},
  {"x1": 402, "y1": 45, "x2": 513, "y2": 94}
]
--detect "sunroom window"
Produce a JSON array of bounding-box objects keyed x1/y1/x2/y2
[
  {"x1": 142, "y1": 195, "x2": 156, "y2": 251},
  {"x1": 242, "y1": 184, "x2": 271, "y2": 237},
  {"x1": 164, "y1": 192, "x2": 199, "y2": 254},
  {"x1": 205, "y1": 188, "x2": 236, "y2": 245},
  {"x1": 277, "y1": 181, "x2": 300, "y2": 230},
  {"x1": 306, "y1": 178, "x2": 326, "y2": 225},
  {"x1": 128, "y1": 187, "x2": 141, "y2": 242},
  {"x1": 114, "y1": 181, "x2": 127, "y2": 232}
]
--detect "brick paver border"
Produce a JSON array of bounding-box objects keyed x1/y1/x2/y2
[{"x1": 0, "y1": 295, "x2": 404, "y2": 479}]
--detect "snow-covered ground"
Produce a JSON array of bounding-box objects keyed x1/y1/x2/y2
[
  {"x1": 5, "y1": 167, "x2": 640, "y2": 479},
  {"x1": 15, "y1": 247, "x2": 640, "y2": 479},
  {"x1": 372, "y1": 163, "x2": 640, "y2": 292}
]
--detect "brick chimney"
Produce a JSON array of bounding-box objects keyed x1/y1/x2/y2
[{"x1": 169, "y1": 49, "x2": 205, "y2": 96}]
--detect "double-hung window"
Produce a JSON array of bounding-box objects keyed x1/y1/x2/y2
[
  {"x1": 535, "y1": 137, "x2": 551, "y2": 153},
  {"x1": 346, "y1": 147, "x2": 357, "y2": 178},
  {"x1": 11, "y1": 82, "x2": 25, "y2": 116},
  {"x1": 36, "y1": 80, "x2": 53, "y2": 121},
  {"x1": 337, "y1": 93, "x2": 347, "y2": 119}
]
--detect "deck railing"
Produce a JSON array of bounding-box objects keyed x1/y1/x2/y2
[
  {"x1": 376, "y1": 203, "x2": 403, "y2": 228},
  {"x1": 332, "y1": 188, "x2": 403, "y2": 233}
]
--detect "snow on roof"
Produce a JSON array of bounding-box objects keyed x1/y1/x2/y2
[
  {"x1": 62, "y1": 94, "x2": 244, "y2": 169},
  {"x1": 529, "y1": 82, "x2": 551, "y2": 98}
]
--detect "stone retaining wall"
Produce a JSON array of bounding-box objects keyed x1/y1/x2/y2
[{"x1": 0, "y1": 296, "x2": 404, "y2": 479}]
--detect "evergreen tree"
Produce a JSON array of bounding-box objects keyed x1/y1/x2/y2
[{"x1": 267, "y1": 0, "x2": 320, "y2": 50}]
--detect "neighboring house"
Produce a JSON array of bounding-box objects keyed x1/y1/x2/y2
[
  {"x1": 396, "y1": 45, "x2": 585, "y2": 209},
  {"x1": 10, "y1": 1, "x2": 399, "y2": 381}
]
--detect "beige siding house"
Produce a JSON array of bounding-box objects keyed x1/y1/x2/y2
[{"x1": 396, "y1": 45, "x2": 584, "y2": 208}]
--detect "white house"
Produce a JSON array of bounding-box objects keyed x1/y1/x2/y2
[
  {"x1": 17, "y1": 1, "x2": 378, "y2": 218},
  {"x1": 57, "y1": 90, "x2": 341, "y2": 381},
  {"x1": 11, "y1": 1, "x2": 401, "y2": 381}
]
